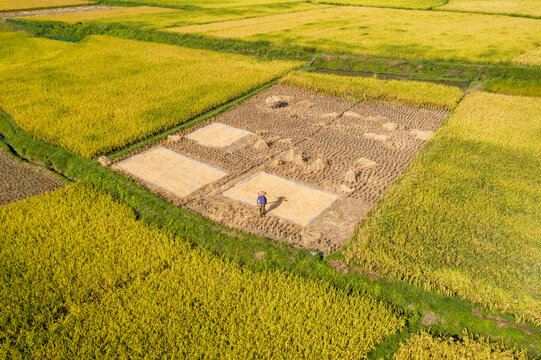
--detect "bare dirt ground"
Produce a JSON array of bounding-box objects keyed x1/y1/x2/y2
[
  {"x1": 0, "y1": 148, "x2": 64, "y2": 206},
  {"x1": 0, "y1": 5, "x2": 118, "y2": 20},
  {"x1": 114, "y1": 84, "x2": 449, "y2": 253}
]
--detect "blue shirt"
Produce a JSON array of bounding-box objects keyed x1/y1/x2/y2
[{"x1": 257, "y1": 196, "x2": 267, "y2": 205}]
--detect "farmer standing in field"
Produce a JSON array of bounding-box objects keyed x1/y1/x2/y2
[{"x1": 257, "y1": 191, "x2": 267, "y2": 217}]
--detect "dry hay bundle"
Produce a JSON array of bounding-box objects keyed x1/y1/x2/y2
[
  {"x1": 410, "y1": 129, "x2": 434, "y2": 140},
  {"x1": 254, "y1": 137, "x2": 269, "y2": 151},
  {"x1": 311, "y1": 153, "x2": 326, "y2": 172},
  {"x1": 344, "y1": 168, "x2": 357, "y2": 183},
  {"x1": 357, "y1": 157, "x2": 378, "y2": 169}
]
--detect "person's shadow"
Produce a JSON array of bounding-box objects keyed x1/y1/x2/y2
[{"x1": 267, "y1": 196, "x2": 286, "y2": 212}]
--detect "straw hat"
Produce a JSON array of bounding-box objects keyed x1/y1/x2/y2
[{"x1": 258, "y1": 191, "x2": 266, "y2": 195}]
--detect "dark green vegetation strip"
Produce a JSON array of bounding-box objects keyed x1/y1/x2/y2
[{"x1": 1, "y1": 107, "x2": 539, "y2": 357}]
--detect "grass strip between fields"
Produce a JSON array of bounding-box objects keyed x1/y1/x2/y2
[
  {"x1": 0, "y1": 106, "x2": 539, "y2": 356},
  {"x1": 281, "y1": 71, "x2": 463, "y2": 109}
]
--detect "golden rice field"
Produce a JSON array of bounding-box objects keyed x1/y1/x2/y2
[
  {"x1": 394, "y1": 332, "x2": 528, "y2": 360},
  {"x1": 169, "y1": 6, "x2": 541, "y2": 64},
  {"x1": 27, "y1": 3, "x2": 325, "y2": 30},
  {"x1": 313, "y1": 0, "x2": 444, "y2": 10},
  {"x1": 113, "y1": 0, "x2": 304, "y2": 8},
  {"x1": 345, "y1": 92, "x2": 541, "y2": 325},
  {"x1": 0, "y1": 32, "x2": 300, "y2": 158},
  {"x1": 0, "y1": 0, "x2": 91, "y2": 11},
  {"x1": 513, "y1": 46, "x2": 541, "y2": 67},
  {"x1": 281, "y1": 71, "x2": 463, "y2": 109},
  {"x1": 441, "y1": 0, "x2": 541, "y2": 17},
  {"x1": 26, "y1": 6, "x2": 177, "y2": 24},
  {"x1": 0, "y1": 182, "x2": 405, "y2": 358}
]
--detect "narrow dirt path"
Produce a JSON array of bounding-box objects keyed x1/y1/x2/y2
[{"x1": 0, "y1": 5, "x2": 119, "y2": 20}]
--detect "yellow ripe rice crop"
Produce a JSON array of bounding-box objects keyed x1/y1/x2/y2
[
  {"x1": 0, "y1": 0, "x2": 91, "y2": 11},
  {"x1": 0, "y1": 32, "x2": 300, "y2": 158},
  {"x1": 394, "y1": 332, "x2": 528, "y2": 360},
  {"x1": 169, "y1": 6, "x2": 541, "y2": 64},
  {"x1": 281, "y1": 71, "x2": 463, "y2": 109},
  {"x1": 312, "y1": 0, "x2": 444, "y2": 10},
  {"x1": 345, "y1": 92, "x2": 541, "y2": 325},
  {"x1": 25, "y1": 3, "x2": 325, "y2": 30},
  {"x1": 113, "y1": 0, "x2": 305, "y2": 8},
  {"x1": 513, "y1": 46, "x2": 541, "y2": 67},
  {"x1": 27, "y1": 6, "x2": 177, "y2": 24},
  {"x1": 0, "y1": 182, "x2": 405, "y2": 358},
  {"x1": 440, "y1": 0, "x2": 541, "y2": 17}
]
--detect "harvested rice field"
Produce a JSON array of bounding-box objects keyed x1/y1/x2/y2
[
  {"x1": 114, "y1": 83, "x2": 450, "y2": 253},
  {"x1": 169, "y1": 6, "x2": 541, "y2": 64},
  {"x1": 0, "y1": 182, "x2": 406, "y2": 358},
  {"x1": 0, "y1": 32, "x2": 300, "y2": 157},
  {"x1": 0, "y1": 148, "x2": 64, "y2": 206}
]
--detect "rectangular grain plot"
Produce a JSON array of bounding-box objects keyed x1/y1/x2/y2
[
  {"x1": 118, "y1": 147, "x2": 227, "y2": 197},
  {"x1": 223, "y1": 172, "x2": 339, "y2": 226},
  {"x1": 186, "y1": 123, "x2": 251, "y2": 147}
]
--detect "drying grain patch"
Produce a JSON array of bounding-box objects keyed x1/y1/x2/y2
[
  {"x1": 223, "y1": 172, "x2": 339, "y2": 226},
  {"x1": 117, "y1": 147, "x2": 227, "y2": 197},
  {"x1": 186, "y1": 123, "x2": 251, "y2": 147}
]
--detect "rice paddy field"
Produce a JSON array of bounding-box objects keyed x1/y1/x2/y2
[
  {"x1": 281, "y1": 71, "x2": 463, "y2": 109},
  {"x1": 0, "y1": 32, "x2": 300, "y2": 157},
  {"x1": 168, "y1": 6, "x2": 541, "y2": 64},
  {"x1": 345, "y1": 92, "x2": 541, "y2": 325},
  {"x1": 0, "y1": 0, "x2": 91, "y2": 11},
  {"x1": 111, "y1": 0, "x2": 305, "y2": 8},
  {"x1": 313, "y1": 0, "x2": 444, "y2": 9},
  {"x1": 440, "y1": 0, "x2": 541, "y2": 17},
  {"x1": 394, "y1": 332, "x2": 528, "y2": 360},
  {"x1": 1, "y1": 0, "x2": 541, "y2": 358},
  {"x1": 27, "y1": 3, "x2": 325, "y2": 30},
  {"x1": 0, "y1": 183, "x2": 405, "y2": 358}
]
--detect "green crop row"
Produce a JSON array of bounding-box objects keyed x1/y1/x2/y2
[
  {"x1": 281, "y1": 71, "x2": 463, "y2": 109},
  {"x1": 345, "y1": 91, "x2": 541, "y2": 326},
  {"x1": 0, "y1": 32, "x2": 300, "y2": 158},
  {"x1": 0, "y1": 182, "x2": 405, "y2": 358}
]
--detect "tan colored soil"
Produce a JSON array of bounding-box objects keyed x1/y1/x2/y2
[
  {"x1": 114, "y1": 84, "x2": 449, "y2": 253},
  {"x1": 116, "y1": 147, "x2": 227, "y2": 198},
  {"x1": 0, "y1": 148, "x2": 64, "y2": 205}
]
